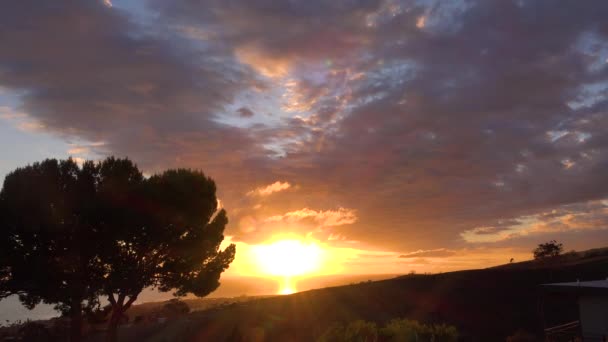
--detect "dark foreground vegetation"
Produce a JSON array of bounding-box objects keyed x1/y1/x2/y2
[{"x1": 68, "y1": 246, "x2": 607, "y2": 341}]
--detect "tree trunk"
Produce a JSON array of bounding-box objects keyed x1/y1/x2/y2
[
  {"x1": 69, "y1": 296, "x2": 82, "y2": 342},
  {"x1": 105, "y1": 294, "x2": 137, "y2": 342},
  {"x1": 105, "y1": 307, "x2": 121, "y2": 342}
]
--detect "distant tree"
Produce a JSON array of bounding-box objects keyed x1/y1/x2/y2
[
  {"x1": 533, "y1": 240, "x2": 563, "y2": 259},
  {"x1": 161, "y1": 299, "x2": 190, "y2": 317},
  {"x1": 510, "y1": 258, "x2": 514, "y2": 263},
  {"x1": 0, "y1": 159, "x2": 106, "y2": 342}
]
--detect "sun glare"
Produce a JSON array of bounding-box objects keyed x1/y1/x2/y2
[
  {"x1": 278, "y1": 277, "x2": 296, "y2": 295},
  {"x1": 252, "y1": 239, "x2": 323, "y2": 294},
  {"x1": 253, "y1": 239, "x2": 323, "y2": 277}
]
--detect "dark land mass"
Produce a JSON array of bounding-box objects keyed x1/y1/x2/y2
[{"x1": 90, "y1": 247, "x2": 608, "y2": 341}]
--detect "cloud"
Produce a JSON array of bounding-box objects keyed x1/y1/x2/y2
[
  {"x1": 2, "y1": 0, "x2": 608, "y2": 253},
  {"x1": 0, "y1": 106, "x2": 26, "y2": 120},
  {"x1": 399, "y1": 249, "x2": 456, "y2": 258},
  {"x1": 265, "y1": 207, "x2": 357, "y2": 227},
  {"x1": 247, "y1": 181, "x2": 292, "y2": 196},
  {"x1": 67, "y1": 146, "x2": 89, "y2": 155},
  {"x1": 0, "y1": 0, "x2": 261, "y2": 170},
  {"x1": 236, "y1": 107, "x2": 255, "y2": 118},
  {"x1": 461, "y1": 200, "x2": 608, "y2": 243}
]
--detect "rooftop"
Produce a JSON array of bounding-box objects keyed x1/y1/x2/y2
[{"x1": 541, "y1": 279, "x2": 608, "y2": 295}]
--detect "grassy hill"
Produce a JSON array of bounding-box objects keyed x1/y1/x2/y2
[{"x1": 95, "y1": 248, "x2": 608, "y2": 341}]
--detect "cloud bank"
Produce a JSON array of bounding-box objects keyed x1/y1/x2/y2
[{"x1": 1, "y1": 0, "x2": 608, "y2": 254}]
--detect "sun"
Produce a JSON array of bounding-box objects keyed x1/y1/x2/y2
[{"x1": 252, "y1": 239, "x2": 323, "y2": 277}]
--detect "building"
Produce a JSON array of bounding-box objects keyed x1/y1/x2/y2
[{"x1": 542, "y1": 279, "x2": 608, "y2": 341}]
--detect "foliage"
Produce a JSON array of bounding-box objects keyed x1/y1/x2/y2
[
  {"x1": 317, "y1": 318, "x2": 458, "y2": 342},
  {"x1": 19, "y1": 322, "x2": 53, "y2": 342},
  {"x1": 161, "y1": 299, "x2": 190, "y2": 317},
  {"x1": 100, "y1": 164, "x2": 236, "y2": 341},
  {"x1": 345, "y1": 321, "x2": 378, "y2": 342},
  {"x1": 85, "y1": 304, "x2": 112, "y2": 324},
  {"x1": 533, "y1": 240, "x2": 563, "y2": 259},
  {"x1": 317, "y1": 321, "x2": 378, "y2": 342},
  {"x1": 0, "y1": 158, "x2": 108, "y2": 341},
  {"x1": 0, "y1": 157, "x2": 235, "y2": 342},
  {"x1": 381, "y1": 319, "x2": 458, "y2": 342}
]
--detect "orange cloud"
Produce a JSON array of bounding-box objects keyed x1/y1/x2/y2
[
  {"x1": 399, "y1": 248, "x2": 456, "y2": 258},
  {"x1": 17, "y1": 120, "x2": 45, "y2": 132},
  {"x1": 235, "y1": 45, "x2": 292, "y2": 78},
  {"x1": 247, "y1": 181, "x2": 292, "y2": 196},
  {"x1": 416, "y1": 16, "x2": 426, "y2": 28},
  {"x1": 265, "y1": 207, "x2": 357, "y2": 227},
  {"x1": 68, "y1": 146, "x2": 89, "y2": 155}
]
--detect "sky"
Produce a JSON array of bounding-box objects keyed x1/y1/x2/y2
[{"x1": 1, "y1": 0, "x2": 608, "y2": 277}]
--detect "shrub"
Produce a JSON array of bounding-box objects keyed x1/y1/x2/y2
[
  {"x1": 317, "y1": 323, "x2": 346, "y2": 342},
  {"x1": 133, "y1": 315, "x2": 145, "y2": 325},
  {"x1": 317, "y1": 321, "x2": 378, "y2": 342},
  {"x1": 380, "y1": 319, "x2": 421, "y2": 341},
  {"x1": 162, "y1": 299, "x2": 191, "y2": 317},
  {"x1": 380, "y1": 319, "x2": 458, "y2": 342},
  {"x1": 344, "y1": 320, "x2": 378, "y2": 342},
  {"x1": 19, "y1": 322, "x2": 53, "y2": 342},
  {"x1": 317, "y1": 318, "x2": 458, "y2": 342}
]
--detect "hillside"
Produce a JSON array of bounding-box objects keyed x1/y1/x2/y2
[{"x1": 93, "y1": 248, "x2": 608, "y2": 341}]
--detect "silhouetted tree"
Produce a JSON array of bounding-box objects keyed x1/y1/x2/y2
[
  {"x1": 0, "y1": 159, "x2": 106, "y2": 342},
  {"x1": 96, "y1": 165, "x2": 235, "y2": 342},
  {"x1": 0, "y1": 157, "x2": 236, "y2": 342},
  {"x1": 533, "y1": 240, "x2": 563, "y2": 260}
]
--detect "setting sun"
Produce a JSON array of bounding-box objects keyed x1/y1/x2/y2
[
  {"x1": 251, "y1": 239, "x2": 324, "y2": 294},
  {"x1": 252, "y1": 239, "x2": 323, "y2": 277}
]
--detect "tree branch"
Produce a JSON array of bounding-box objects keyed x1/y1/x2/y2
[
  {"x1": 122, "y1": 295, "x2": 138, "y2": 312},
  {"x1": 108, "y1": 293, "x2": 116, "y2": 306},
  {"x1": 117, "y1": 293, "x2": 126, "y2": 306}
]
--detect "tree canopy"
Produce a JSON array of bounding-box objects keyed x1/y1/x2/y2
[
  {"x1": 533, "y1": 240, "x2": 563, "y2": 260},
  {"x1": 0, "y1": 157, "x2": 235, "y2": 342},
  {"x1": 0, "y1": 159, "x2": 105, "y2": 341}
]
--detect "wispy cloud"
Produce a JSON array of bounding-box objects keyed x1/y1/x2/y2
[
  {"x1": 265, "y1": 207, "x2": 357, "y2": 227},
  {"x1": 399, "y1": 249, "x2": 456, "y2": 258},
  {"x1": 0, "y1": 106, "x2": 26, "y2": 120},
  {"x1": 247, "y1": 181, "x2": 292, "y2": 196}
]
